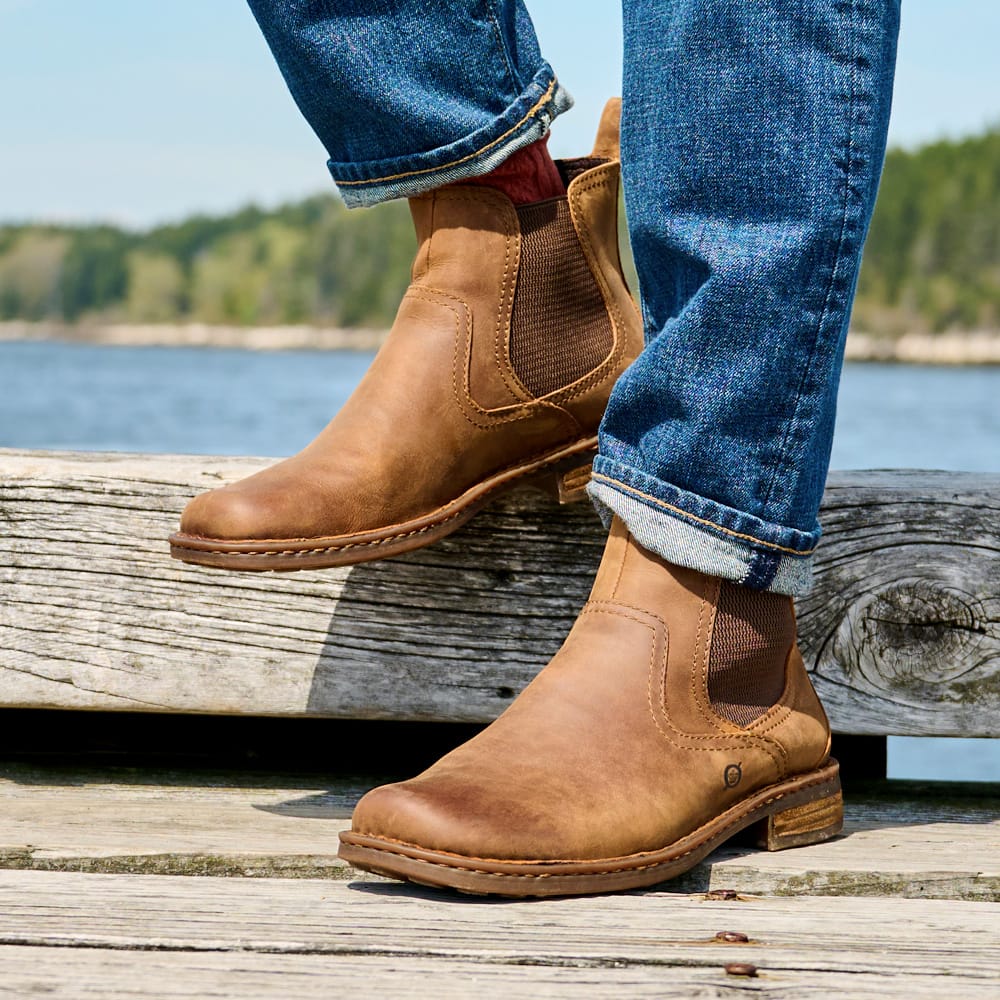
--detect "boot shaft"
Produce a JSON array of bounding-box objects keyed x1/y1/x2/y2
[
  {"x1": 589, "y1": 517, "x2": 832, "y2": 767},
  {"x1": 405, "y1": 155, "x2": 640, "y2": 420}
]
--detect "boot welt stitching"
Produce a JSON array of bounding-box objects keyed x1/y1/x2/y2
[
  {"x1": 173, "y1": 514, "x2": 468, "y2": 559},
  {"x1": 345, "y1": 764, "x2": 839, "y2": 875},
  {"x1": 172, "y1": 439, "x2": 598, "y2": 555}
]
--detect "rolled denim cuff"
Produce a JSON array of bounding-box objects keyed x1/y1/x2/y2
[
  {"x1": 329, "y1": 66, "x2": 573, "y2": 207},
  {"x1": 588, "y1": 457, "x2": 819, "y2": 596}
]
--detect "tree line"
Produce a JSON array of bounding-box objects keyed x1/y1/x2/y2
[{"x1": 1, "y1": 127, "x2": 998, "y2": 335}]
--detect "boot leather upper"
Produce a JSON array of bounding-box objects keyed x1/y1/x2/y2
[
  {"x1": 350, "y1": 519, "x2": 832, "y2": 862},
  {"x1": 179, "y1": 142, "x2": 641, "y2": 543}
]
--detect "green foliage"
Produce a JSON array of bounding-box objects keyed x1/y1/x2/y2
[
  {"x1": 58, "y1": 227, "x2": 133, "y2": 321},
  {"x1": 125, "y1": 251, "x2": 185, "y2": 322},
  {"x1": 0, "y1": 127, "x2": 997, "y2": 333},
  {"x1": 0, "y1": 230, "x2": 69, "y2": 320},
  {"x1": 854, "y1": 128, "x2": 1000, "y2": 334}
]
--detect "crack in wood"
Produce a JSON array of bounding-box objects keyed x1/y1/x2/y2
[{"x1": 1, "y1": 454, "x2": 997, "y2": 733}]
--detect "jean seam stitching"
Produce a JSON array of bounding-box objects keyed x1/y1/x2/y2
[
  {"x1": 591, "y1": 471, "x2": 816, "y2": 556},
  {"x1": 757, "y1": 0, "x2": 860, "y2": 518},
  {"x1": 334, "y1": 78, "x2": 558, "y2": 187},
  {"x1": 483, "y1": 0, "x2": 523, "y2": 93}
]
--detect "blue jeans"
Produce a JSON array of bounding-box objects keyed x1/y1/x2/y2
[{"x1": 249, "y1": 0, "x2": 900, "y2": 595}]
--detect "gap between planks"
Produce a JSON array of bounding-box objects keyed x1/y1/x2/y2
[
  {"x1": 2, "y1": 766, "x2": 997, "y2": 901},
  {"x1": 1, "y1": 870, "x2": 998, "y2": 1000}
]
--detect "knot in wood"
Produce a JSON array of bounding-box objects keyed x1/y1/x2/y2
[{"x1": 833, "y1": 580, "x2": 992, "y2": 698}]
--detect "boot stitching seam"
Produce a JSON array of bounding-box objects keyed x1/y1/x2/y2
[
  {"x1": 417, "y1": 188, "x2": 528, "y2": 410},
  {"x1": 402, "y1": 285, "x2": 544, "y2": 429},
  {"x1": 171, "y1": 448, "x2": 591, "y2": 556},
  {"x1": 422, "y1": 171, "x2": 633, "y2": 419},
  {"x1": 405, "y1": 284, "x2": 580, "y2": 432},
  {"x1": 573, "y1": 603, "x2": 783, "y2": 761},
  {"x1": 657, "y1": 605, "x2": 785, "y2": 772},
  {"x1": 511, "y1": 167, "x2": 632, "y2": 413},
  {"x1": 548, "y1": 171, "x2": 630, "y2": 407},
  {"x1": 745, "y1": 647, "x2": 797, "y2": 734},
  {"x1": 346, "y1": 766, "x2": 839, "y2": 873},
  {"x1": 492, "y1": 199, "x2": 534, "y2": 405},
  {"x1": 490, "y1": 195, "x2": 532, "y2": 405}
]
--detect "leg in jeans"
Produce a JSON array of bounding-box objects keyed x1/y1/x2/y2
[
  {"x1": 341, "y1": 0, "x2": 901, "y2": 896},
  {"x1": 592, "y1": 0, "x2": 901, "y2": 597},
  {"x1": 187, "y1": 1, "x2": 899, "y2": 895},
  {"x1": 246, "y1": 0, "x2": 573, "y2": 206}
]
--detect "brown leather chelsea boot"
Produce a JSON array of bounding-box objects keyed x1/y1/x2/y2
[
  {"x1": 169, "y1": 100, "x2": 641, "y2": 571},
  {"x1": 339, "y1": 517, "x2": 842, "y2": 897}
]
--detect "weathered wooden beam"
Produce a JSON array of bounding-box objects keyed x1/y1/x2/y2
[{"x1": 1, "y1": 450, "x2": 997, "y2": 736}]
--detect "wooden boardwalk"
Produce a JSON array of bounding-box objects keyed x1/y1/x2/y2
[
  {"x1": 2, "y1": 765, "x2": 998, "y2": 998},
  {"x1": 1, "y1": 450, "x2": 998, "y2": 996}
]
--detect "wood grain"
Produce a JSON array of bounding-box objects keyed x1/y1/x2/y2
[
  {"x1": 1, "y1": 870, "x2": 998, "y2": 999},
  {"x1": 1, "y1": 450, "x2": 997, "y2": 735},
  {"x1": 1, "y1": 766, "x2": 997, "y2": 901}
]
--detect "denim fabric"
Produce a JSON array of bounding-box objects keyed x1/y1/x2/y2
[
  {"x1": 592, "y1": 0, "x2": 900, "y2": 593},
  {"x1": 247, "y1": 1, "x2": 572, "y2": 207},
  {"x1": 250, "y1": 0, "x2": 900, "y2": 595}
]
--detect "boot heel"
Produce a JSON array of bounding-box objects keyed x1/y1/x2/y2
[
  {"x1": 751, "y1": 788, "x2": 844, "y2": 852},
  {"x1": 537, "y1": 456, "x2": 594, "y2": 504}
]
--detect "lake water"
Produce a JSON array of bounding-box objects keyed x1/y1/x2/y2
[{"x1": 1, "y1": 340, "x2": 998, "y2": 782}]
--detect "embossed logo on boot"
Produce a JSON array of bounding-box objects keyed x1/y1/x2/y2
[{"x1": 724, "y1": 763, "x2": 742, "y2": 789}]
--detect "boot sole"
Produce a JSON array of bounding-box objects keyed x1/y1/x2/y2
[
  {"x1": 337, "y1": 758, "x2": 842, "y2": 898},
  {"x1": 168, "y1": 438, "x2": 597, "y2": 572}
]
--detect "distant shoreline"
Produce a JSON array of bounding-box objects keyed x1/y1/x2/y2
[
  {"x1": 844, "y1": 331, "x2": 1000, "y2": 365},
  {"x1": 0, "y1": 321, "x2": 387, "y2": 352},
  {"x1": 2, "y1": 321, "x2": 1000, "y2": 365}
]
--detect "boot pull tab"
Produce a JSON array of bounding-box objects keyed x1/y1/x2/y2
[{"x1": 591, "y1": 98, "x2": 622, "y2": 161}]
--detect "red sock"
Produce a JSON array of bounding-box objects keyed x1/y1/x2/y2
[{"x1": 466, "y1": 135, "x2": 565, "y2": 205}]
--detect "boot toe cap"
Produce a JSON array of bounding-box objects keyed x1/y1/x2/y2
[
  {"x1": 350, "y1": 781, "x2": 466, "y2": 853},
  {"x1": 349, "y1": 774, "x2": 593, "y2": 862},
  {"x1": 178, "y1": 486, "x2": 277, "y2": 541}
]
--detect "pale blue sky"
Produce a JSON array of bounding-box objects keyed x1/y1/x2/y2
[{"x1": 1, "y1": 0, "x2": 998, "y2": 226}]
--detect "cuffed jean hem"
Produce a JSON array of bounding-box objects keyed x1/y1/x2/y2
[
  {"x1": 587, "y1": 459, "x2": 819, "y2": 596},
  {"x1": 329, "y1": 66, "x2": 573, "y2": 207}
]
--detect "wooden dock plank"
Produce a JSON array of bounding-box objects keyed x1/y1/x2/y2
[
  {"x1": 1, "y1": 450, "x2": 998, "y2": 735},
  {"x1": 2, "y1": 767, "x2": 997, "y2": 900},
  {"x1": 1, "y1": 870, "x2": 997, "y2": 998},
  {"x1": 4, "y1": 944, "x2": 996, "y2": 1000}
]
